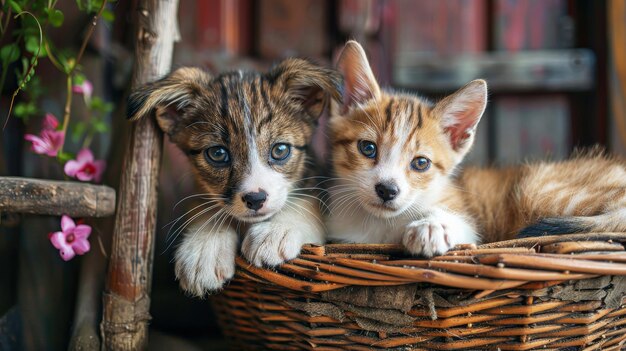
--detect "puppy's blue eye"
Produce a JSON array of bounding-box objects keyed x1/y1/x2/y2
[
  {"x1": 205, "y1": 146, "x2": 230, "y2": 165},
  {"x1": 270, "y1": 143, "x2": 291, "y2": 161},
  {"x1": 358, "y1": 140, "x2": 376, "y2": 158},
  {"x1": 411, "y1": 157, "x2": 431, "y2": 172}
]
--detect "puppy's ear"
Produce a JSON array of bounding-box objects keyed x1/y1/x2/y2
[
  {"x1": 127, "y1": 67, "x2": 211, "y2": 135},
  {"x1": 266, "y1": 58, "x2": 341, "y2": 120}
]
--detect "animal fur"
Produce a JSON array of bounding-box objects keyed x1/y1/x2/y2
[
  {"x1": 326, "y1": 41, "x2": 626, "y2": 257},
  {"x1": 128, "y1": 59, "x2": 340, "y2": 296}
]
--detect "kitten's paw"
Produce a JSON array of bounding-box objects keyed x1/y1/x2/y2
[
  {"x1": 242, "y1": 221, "x2": 305, "y2": 267},
  {"x1": 403, "y1": 219, "x2": 454, "y2": 258},
  {"x1": 174, "y1": 229, "x2": 237, "y2": 297}
]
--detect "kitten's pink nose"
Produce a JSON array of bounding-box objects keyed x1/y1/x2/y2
[
  {"x1": 375, "y1": 182, "x2": 399, "y2": 202},
  {"x1": 242, "y1": 190, "x2": 267, "y2": 210}
]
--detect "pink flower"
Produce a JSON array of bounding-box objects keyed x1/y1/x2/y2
[
  {"x1": 72, "y1": 80, "x2": 93, "y2": 101},
  {"x1": 64, "y1": 149, "x2": 106, "y2": 182},
  {"x1": 24, "y1": 113, "x2": 65, "y2": 157},
  {"x1": 43, "y1": 113, "x2": 59, "y2": 130},
  {"x1": 24, "y1": 130, "x2": 65, "y2": 156},
  {"x1": 49, "y1": 215, "x2": 91, "y2": 261}
]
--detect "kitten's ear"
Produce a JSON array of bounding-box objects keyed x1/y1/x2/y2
[
  {"x1": 127, "y1": 67, "x2": 211, "y2": 135},
  {"x1": 267, "y1": 58, "x2": 341, "y2": 120},
  {"x1": 336, "y1": 40, "x2": 381, "y2": 113},
  {"x1": 434, "y1": 79, "x2": 487, "y2": 153}
]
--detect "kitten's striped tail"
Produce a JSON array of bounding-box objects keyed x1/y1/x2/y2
[{"x1": 518, "y1": 208, "x2": 626, "y2": 238}]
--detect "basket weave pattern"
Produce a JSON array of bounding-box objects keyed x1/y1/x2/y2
[{"x1": 213, "y1": 233, "x2": 626, "y2": 350}]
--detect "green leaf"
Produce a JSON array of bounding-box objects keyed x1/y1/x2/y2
[
  {"x1": 23, "y1": 76, "x2": 44, "y2": 98},
  {"x1": 93, "y1": 120, "x2": 108, "y2": 133},
  {"x1": 58, "y1": 152, "x2": 74, "y2": 163},
  {"x1": 71, "y1": 121, "x2": 86, "y2": 142},
  {"x1": 13, "y1": 103, "x2": 27, "y2": 117},
  {"x1": 16, "y1": 57, "x2": 28, "y2": 79},
  {"x1": 20, "y1": 15, "x2": 41, "y2": 35},
  {"x1": 15, "y1": 56, "x2": 39, "y2": 90},
  {"x1": 0, "y1": 44, "x2": 20, "y2": 64},
  {"x1": 54, "y1": 52, "x2": 68, "y2": 73},
  {"x1": 13, "y1": 102, "x2": 37, "y2": 118},
  {"x1": 37, "y1": 42, "x2": 47, "y2": 58},
  {"x1": 25, "y1": 36, "x2": 41, "y2": 55},
  {"x1": 101, "y1": 8, "x2": 114, "y2": 22},
  {"x1": 8, "y1": 0, "x2": 22, "y2": 13},
  {"x1": 73, "y1": 72, "x2": 86, "y2": 85},
  {"x1": 47, "y1": 9, "x2": 64, "y2": 27},
  {"x1": 89, "y1": 96, "x2": 104, "y2": 110}
]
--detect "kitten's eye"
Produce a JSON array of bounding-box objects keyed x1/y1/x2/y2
[
  {"x1": 411, "y1": 157, "x2": 431, "y2": 172},
  {"x1": 270, "y1": 143, "x2": 291, "y2": 161},
  {"x1": 358, "y1": 140, "x2": 377, "y2": 158},
  {"x1": 205, "y1": 146, "x2": 230, "y2": 166}
]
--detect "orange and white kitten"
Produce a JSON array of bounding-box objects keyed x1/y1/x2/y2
[{"x1": 326, "y1": 41, "x2": 626, "y2": 257}]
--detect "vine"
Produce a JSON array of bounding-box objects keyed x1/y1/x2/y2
[
  {"x1": 1, "y1": 0, "x2": 117, "y2": 260},
  {"x1": 1, "y1": 0, "x2": 115, "y2": 158},
  {"x1": 4, "y1": 10, "x2": 41, "y2": 129}
]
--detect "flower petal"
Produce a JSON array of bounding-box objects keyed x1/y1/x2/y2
[
  {"x1": 72, "y1": 238, "x2": 90, "y2": 255},
  {"x1": 76, "y1": 171, "x2": 94, "y2": 182},
  {"x1": 24, "y1": 134, "x2": 40, "y2": 143},
  {"x1": 59, "y1": 247, "x2": 76, "y2": 261},
  {"x1": 49, "y1": 231, "x2": 68, "y2": 250},
  {"x1": 73, "y1": 224, "x2": 92, "y2": 239},
  {"x1": 76, "y1": 149, "x2": 94, "y2": 163},
  {"x1": 43, "y1": 113, "x2": 59, "y2": 130},
  {"x1": 26, "y1": 131, "x2": 64, "y2": 157},
  {"x1": 24, "y1": 134, "x2": 48, "y2": 154},
  {"x1": 72, "y1": 81, "x2": 94, "y2": 100},
  {"x1": 82, "y1": 81, "x2": 93, "y2": 100},
  {"x1": 64, "y1": 160, "x2": 82, "y2": 177},
  {"x1": 61, "y1": 215, "x2": 75, "y2": 232},
  {"x1": 45, "y1": 131, "x2": 65, "y2": 155},
  {"x1": 93, "y1": 160, "x2": 106, "y2": 183}
]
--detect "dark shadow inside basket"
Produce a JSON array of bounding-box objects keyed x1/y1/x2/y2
[{"x1": 212, "y1": 232, "x2": 626, "y2": 350}]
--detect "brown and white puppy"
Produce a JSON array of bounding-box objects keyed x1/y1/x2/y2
[{"x1": 128, "y1": 59, "x2": 340, "y2": 296}]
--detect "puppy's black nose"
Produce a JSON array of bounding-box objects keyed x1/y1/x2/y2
[
  {"x1": 375, "y1": 182, "x2": 399, "y2": 201},
  {"x1": 242, "y1": 190, "x2": 267, "y2": 210}
]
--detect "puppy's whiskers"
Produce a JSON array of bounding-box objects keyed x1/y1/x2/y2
[
  {"x1": 163, "y1": 202, "x2": 221, "y2": 253},
  {"x1": 173, "y1": 192, "x2": 224, "y2": 210}
]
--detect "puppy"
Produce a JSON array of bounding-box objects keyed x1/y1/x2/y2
[{"x1": 128, "y1": 60, "x2": 340, "y2": 296}]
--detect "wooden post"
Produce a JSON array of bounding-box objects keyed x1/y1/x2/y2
[
  {"x1": 69, "y1": 45, "x2": 133, "y2": 351},
  {"x1": 100, "y1": 1, "x2": 179, "y2": 350},
  {"x1": 609, "y1": 0, "x2": 626, "y2": 150}
]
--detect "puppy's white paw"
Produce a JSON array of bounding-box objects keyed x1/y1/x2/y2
[
  {"x1": 174, "y1": 228, "x2": 237, "y2": 297},
  {"x1": 403, "y1": 218, "x2": 454, "y2": 258},
  {"x1": 242, "y1": 221, "x2": 305, "y2": 267}
]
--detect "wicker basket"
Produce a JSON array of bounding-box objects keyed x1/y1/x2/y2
[{"x1": 213, "y1": 233, "x2": 626, "y2": 350}]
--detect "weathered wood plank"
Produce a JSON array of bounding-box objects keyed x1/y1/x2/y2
[
  {"x1": 100, "y1": 0, "x2": 179, "y2": 350},
  {"x1": 394, "y1": 49, "x2": 595, "y2": 92},
  {"x1": 0, "y1": 177, "x2": 115, "y2": 217}
]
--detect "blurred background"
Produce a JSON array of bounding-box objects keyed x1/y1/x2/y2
[{"x1": 1, "y1": 0, "x2": 626, "y2": 350}]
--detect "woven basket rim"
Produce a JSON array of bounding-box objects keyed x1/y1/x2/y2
[{"x1": 233, "y1": 232, "x2": 626, "y2": 292}]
